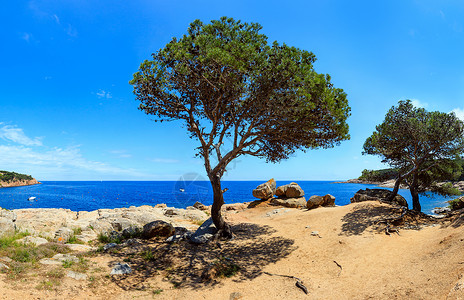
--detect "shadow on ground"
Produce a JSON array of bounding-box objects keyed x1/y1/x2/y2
[
  {"x1": 340, "y1": 203, "x2": 439, "y2": 236},
  {"x1": 105, "y1": 222, "x2": 296, "y2": 291}
]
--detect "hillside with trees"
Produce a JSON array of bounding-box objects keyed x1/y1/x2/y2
[{"x1": 0, "y1": 171, "x2": 39, "y2": 188}]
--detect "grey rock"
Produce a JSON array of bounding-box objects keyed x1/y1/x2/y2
[
  {"x1": 65, "y1": 244, "x2": 94, "y2": 252},
  {"x1": 67, "y1": 271, "x2": 87, "y2": 280},
  {"x1": 111, "y1": 218, "x2": 136, "y2": 232},
  {"x1": 252, "y1": 179, "x2": 276, "y2": 200},
  {"x1": 17, "y1": 236, "x2": 48, "y2": 246},
  {"x1": 40, "y1": 254, "x2": 79, "y2": 265},
  {"x1": 103, "y1": 243, "x2": 118, "y2": 251},
  {"x1": 110, "y1": 263, "x2": 132, "y2": 275},
  {"x1": 0, "y1": 209, "x2": 17, "y2": 222},
  {"x1": 265, "y1": 208, "x2": 290, "y2": 217},
  {"x1": 142, "y1": 220, "x2": 175, "y2": 239},
  {"x1": 189, "y1": 218, "x2": 216, "y2": 244},
  {"x1": 0, "y1": 219, "x2": 15, "y2": 234},
  {"x1": 0, "y1": 262, "x2": 9, "y2": 270},
  {"x1": 432, "y1": 207, "x2": 452, "y2": 214},
  {"x1": 54, "y1": 227, "x2": 74, "y2": 243}
]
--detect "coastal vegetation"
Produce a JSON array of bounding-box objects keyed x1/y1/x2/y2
[
  {"x1": 0, "y1": 171, "x2": 33, "y2": 183},
  {"x1": 363, "y1": 100, "x2": 464, "y2": 211},
  {"x1": 131, "y1": 17, "x2": 351, "y2": 237}
]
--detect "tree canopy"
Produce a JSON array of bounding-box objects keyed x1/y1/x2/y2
[
  {"x1": 131, "y1": 17, "x2": 351, "y2": 235},
  {"x1": 363, "y1": 100, "x2": 464, "y2": 211}
]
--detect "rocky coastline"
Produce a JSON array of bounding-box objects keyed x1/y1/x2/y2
[
  {"x1": 0, "y1": 178, "x2": 40, "y2": 188},
  {"x1": 339, "y1": 178, "x2": 464, "y2": 192}
]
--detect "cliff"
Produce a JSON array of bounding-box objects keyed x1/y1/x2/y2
[{"x1": 0, "y1": 170, "x2": 40, "y2": 188}]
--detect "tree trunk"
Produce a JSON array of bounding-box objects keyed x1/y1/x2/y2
[
  {"x1": 410, "y1": 174, "x2": 421, "y2": 212},
  {"x1": 386, "y1": 174, "x2": 406, "y2": 207},
  {"x1": 209, "y1": 176, "x2": 233, "y2": 239}
]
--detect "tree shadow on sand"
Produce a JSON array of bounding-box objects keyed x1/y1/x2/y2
[
  {"x1": 340, "y1": 203, "x2": 437, "y2": 236},
  {"x1": 106, "y1": 223, "x2": 296, "y2": 291}
]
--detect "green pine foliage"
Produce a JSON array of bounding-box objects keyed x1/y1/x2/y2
[{"x1": 0, "y1": 171, "x2": 33, "y2": 183}]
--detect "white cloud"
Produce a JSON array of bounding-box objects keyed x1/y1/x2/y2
[
  {"x1": 52, "y1": 14, "x2": 60, "y2": 24},
  {"x1": 21, "y1": 32, "x2": 32, "y2": 42},
  {"x1": 0, "y1": 124, "x2": 42, "y2": 146},
  {"x1": 150, "y1": 158, "x2": 180, "y2": 164},
  {"x1": 110, "y1": 150, "x2": 132, "y2": 158},
  {"x1": 410, "y1": 99, "x2": 428, "y2": 109},
  {"x1": 0, "y1": 145, "x2": 143, "y2": 177},
  {"x1": 96, "y1": 90, "x2": 112, "y2": 99},
  {"x1": 452, "y1": 108, "x2": 464, "y2": 121}
]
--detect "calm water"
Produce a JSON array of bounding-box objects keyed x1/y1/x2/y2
[{"x1": 0, "y1": 181, "x2": 457, "y2": 214}]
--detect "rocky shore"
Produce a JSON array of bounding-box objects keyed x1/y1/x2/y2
[
  {"x1": 0, "y1": 178, "x2": 40, "y2": 188},
  {"x1": 340, "y1": 178, "x2": 464, "y2": 192}
]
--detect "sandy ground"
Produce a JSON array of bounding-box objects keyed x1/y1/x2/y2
[{"x1": 1, "y1": 201, "x2": 464, "y2": 300}]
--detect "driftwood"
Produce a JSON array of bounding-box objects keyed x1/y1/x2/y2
[{"x1": 263, "y1": 272, "x2": 309, "y2": 294}]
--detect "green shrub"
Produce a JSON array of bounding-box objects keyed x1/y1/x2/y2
[{"x1": 448, "y1": 197, "x2": 464, "y2": 210}]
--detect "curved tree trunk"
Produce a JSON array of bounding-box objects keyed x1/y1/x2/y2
[
  {"x1": 209, "y1": 176, "x2": 233, "y2": 239},
  {"x1": 410, "y1": 174, "x2": 421, "y2": 212},
  {"x1": 386, "y1": 174, "x2": 405, "y2": 207}
]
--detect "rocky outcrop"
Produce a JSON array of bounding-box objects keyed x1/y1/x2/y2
[
  {"x1": 0, "y1": 205, "x2": 208, "y2": 242},
  {"x1": 0, "y1": 178, "x2": 40, "y2": 188},
  {"x1": 306, "y1": 194, "x2": 336, "y2": 209},
  {"x1": 351, "y1": 188, "x2": 408, "y2": 207},
  {"x1": 275, "y1": 182, "x2": 304, "y2": 198},
  {"x1": 271, "y1": 197, "x2": 306, "y2": 208},
  {"x1": 252, "y1": 178, "x2": 276, "y2": 200}
]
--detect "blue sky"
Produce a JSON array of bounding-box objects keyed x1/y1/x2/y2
[{"x1": 1, "y1": 0, "x2": 463, "y2": 181}]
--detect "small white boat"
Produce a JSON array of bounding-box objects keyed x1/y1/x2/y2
[
  {"x1": 179, "y1": 188, "x2": 185, "y2": 192},
  {"x1": 28, "y1": 197, "x2": 36, "y2": 201}
]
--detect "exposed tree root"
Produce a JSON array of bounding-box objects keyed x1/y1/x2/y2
[{"x1": 263, "y1": 272, "x2": 309, "y2": 294}]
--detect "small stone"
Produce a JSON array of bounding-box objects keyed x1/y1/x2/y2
[
  {"x1": 230, "y1": 292, "x2": 243, "y2": 300},
  {"x1": 311, "y1": 231, "x2": 320, "y2": 236},
  {"x1": 110, "y1": 263, "x2": 132, "y2": 275},
  {"x1": 67, "y1": 271, "x2": 87, "y2": 280},
  {"x1": 103, "y1": 243, "x2": 118, "y2": 251},
  {"x1": 0, "y1": 262, "x2": 9, "y2": 270}
]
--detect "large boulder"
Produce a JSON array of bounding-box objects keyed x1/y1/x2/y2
[
  {"x1": 252, "y1": 179, "x2": 276, "y2": 200},
  {"x1": 306, "y1": 194, "x2": 336, "y2": 209},
  {"x1": 276, "y1": 182, "x2": 305, "y2": 198},
  {"x1": 306, "y1": 195, "x2": 325, "y2": 209},
  {"x1": 142, "y1": 220, "x2": 175, "y2": 239},
  {"x1": 271, "y1": 197, "x2": 306, "y2": 208},
  {"x1": 350, "y1": 188, "x2": 408, "y2": 207}
]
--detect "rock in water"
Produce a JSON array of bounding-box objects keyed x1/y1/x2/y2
[
  {"x1": 351, "y1": 188, "x2": 407, "y2": 207},
  {"x1": 142, "y1": 220, "x2": 175, "y2": 239},
  {"x1": 252, "y1": 178, "x2": 276, "y2": 200},
  {"x1": 189, "y1": 218, "x2": 216, "y2": 244}
]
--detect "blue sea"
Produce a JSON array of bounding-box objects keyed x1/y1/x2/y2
[{"x1": 0, "y1": 181, "x2": 457, "y2": 214}]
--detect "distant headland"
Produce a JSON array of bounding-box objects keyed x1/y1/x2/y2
[{"x1": 0, "y1": 170, "x2": 40, "y2": 188}]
